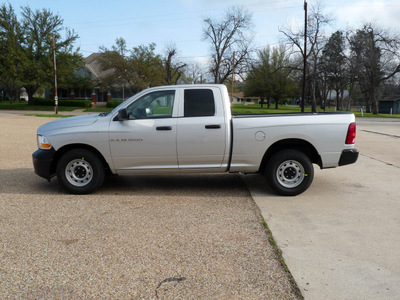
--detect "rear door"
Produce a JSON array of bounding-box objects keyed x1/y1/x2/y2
[{"x1": 176, "y1": 87, "x2": 228, "y2": 170}]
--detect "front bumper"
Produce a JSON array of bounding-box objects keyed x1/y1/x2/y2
[
  {"x1": 32, "y1": 149, "x2": 56, "y2": 180},
  {"x1": 339, "y1": 149, "x2": 359, "y2": 166}
]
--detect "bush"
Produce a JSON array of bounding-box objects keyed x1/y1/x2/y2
[
  {"x1": 32, "y1": 97, "x2": 53, "y2": 106},
  {"x1": 106, "y1": 100, "x2": 124, "y2": 108},
  {"x1": 32, "y1": 97, "x2": 92, "y2": 108},
  {"x1": 59, "y1": 99, "x2": 92, "y2": 108}
]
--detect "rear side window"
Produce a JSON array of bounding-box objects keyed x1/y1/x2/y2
[{"x1": 184, "y1": 89, "x2": 215, "y2": 117}]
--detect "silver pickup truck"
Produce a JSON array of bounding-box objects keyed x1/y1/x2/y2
[{"x1": 32, "y1": 84, "x2": 358, "y2": 196}]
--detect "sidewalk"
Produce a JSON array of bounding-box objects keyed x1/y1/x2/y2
[
  {"x1": 0, "y1": 102, "x2": 107, "y2": 116},
  {"x1": 0, "y1": 108, "x2": 95, "y2": 116},
  {"x1": 243, "y1": 120, "x2": 400, "y2": 299}
]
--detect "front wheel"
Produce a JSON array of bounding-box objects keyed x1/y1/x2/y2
[
  {"x1": 56, "y1": 148, "x2": 105, "y2": 194},
  {"x1": 265, "y1": 149, "x2": 314, "y2": 196}
]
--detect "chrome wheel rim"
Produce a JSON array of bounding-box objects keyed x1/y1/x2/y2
[
  {"x1": 276, "y1": 160, "x2": 305, "y2": 188},
  {"x1": 65, "y1": 159, "x2": 93, "y2": 187}
]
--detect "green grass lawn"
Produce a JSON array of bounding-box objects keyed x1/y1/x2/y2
[
  {"x1": 0, "y1": 102, "x2": 78, "y2": 111},
  {"x1": 232, "y1": 104, "x2": 400, "y2": 118},
  {"x1": 24, "y1": 114, "x2": 75, "y2": 118}
]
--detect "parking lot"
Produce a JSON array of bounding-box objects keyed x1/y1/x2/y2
[
  {"x1": 1, "y1": 112, "x2": 399, "y2": 299},
  {"x1": 0, "y1": 112, "x2": 299, "y2": 299}
]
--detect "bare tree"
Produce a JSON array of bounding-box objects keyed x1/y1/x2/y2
[
  {"x1": 202, "y1": 6, "x2": 254, "y2": 84},
  {"x1": 186, "y1": 62, "x2": 207, "y2": 84},
  {"x1": 164, "y1": 43, "x2": 186, "y2": 85},
  {"x1": 279, "y1": 1, "x2": 333, "y2": 112},
  {"x1": 348, "y1": 23, "x2": 400, "y2": 114}
]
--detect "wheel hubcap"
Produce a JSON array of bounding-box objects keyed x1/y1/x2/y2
[
  {"x1": 276, "y1": 160, "x2": 305, "y2": 188},
  {"x1": 65, "y1": 159, "x2": 93, "y2": 187}
]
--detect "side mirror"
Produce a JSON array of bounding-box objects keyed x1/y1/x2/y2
[{"x1": 117, "y1": 108, "x2": 128, "y2": 121}]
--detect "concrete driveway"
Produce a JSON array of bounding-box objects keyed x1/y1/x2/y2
[
  {"x1": 244, "y1": 118, "x2": 400, "y2": 299},
  {"x1": 0, "y1": 112, "x2": 300, "y2": 299}
]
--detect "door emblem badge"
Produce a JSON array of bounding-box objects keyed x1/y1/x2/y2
[{"x1": 110, "y1": 138, "x2": 144, "y2": 142}]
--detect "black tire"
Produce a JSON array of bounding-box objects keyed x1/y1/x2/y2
[
  {"x1": 265, "y1": 149, "x2": 314, "y2": 196},
  {"x1": 56, "y1": 148, "x2": 105, "y2": 194}
]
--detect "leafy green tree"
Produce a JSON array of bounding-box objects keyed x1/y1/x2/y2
[
  {"x1": 130, "y1": 43, "x2": 165, "y2": 89},
  {"x1": 269, "y1": 45, "x2": 295, "y2": 108},
  {"x1": 244, "y1": 48, "x2": 272, "y2": 107},
  {"x1": 56, "y1": 51, "x2": 85, "y2": 91},
  {"x1": 321, "y1": 31, "x2": 347, "y2": 110},
  {"x1": 244, "y1": 45, "x2": 294, "y2": 109},
  {"x1": 20, "y1": 6, "x2": 79, "y2": 103},
  {"x1": 0, "y1": 4, "x2": 24, "y2": 102},
  {"x1": 100, "y1": 39, "x2": 166, "y2": 93}
]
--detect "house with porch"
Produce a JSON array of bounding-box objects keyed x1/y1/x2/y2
[
  {"x1": 46, "y1": 53, "x2": 134, "y2": 103},
  {"x1": 231, "y1": 92, "x2": 260, "y2": 105}
]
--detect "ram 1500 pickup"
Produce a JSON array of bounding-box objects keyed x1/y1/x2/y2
[{"x1": 32, "y1": 84, "x2": 358, "y2": 196}]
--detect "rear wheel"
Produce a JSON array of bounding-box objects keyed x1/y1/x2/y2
[
  {"x1": 265, "y1": 149, "x2": 314, "y2": 196},
  {"x1": 56, "y1": 149, "x2": 105, "y2": 194}
]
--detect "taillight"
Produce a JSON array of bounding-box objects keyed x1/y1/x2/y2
[{"x1": 345, "y1": 123, "x2": 356, "y2": 144}]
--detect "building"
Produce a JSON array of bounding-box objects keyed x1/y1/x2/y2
[
  {"x1": 46, "y1": 53, "x2": 134, "y2": 103},
  {"x1": 231, "y1": 92, "x2": 260, "y2": 105},
  {"x1": 326, "y1": 90, "x2": 350, "y2": 106},
  {"x1": 379, "y1": 95, "x2": 400, "y2": 114}
]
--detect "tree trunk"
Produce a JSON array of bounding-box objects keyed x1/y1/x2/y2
[
  {"x1": 322, "y1": 71, "x2": 327, "y2": 111},
  {"x1": 311, "y1": 81, "x2": 317, "y2": 113},
  {"x1": 335, "y1": 89, "x2": 340, "y2": 111},
  {"x1": 365, "y1": 93, "x2": 371, "y2": 113},
  {"x1": 371, "y1": 89, "x2": 378, "y2": 114},
  {"x1": 26, "y1": 85, "x2": 38, "y2": 105}
]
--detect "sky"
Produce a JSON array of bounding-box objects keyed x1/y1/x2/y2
[{"x1": 8, "y1": 0, "x2": 400, "y2": 66}]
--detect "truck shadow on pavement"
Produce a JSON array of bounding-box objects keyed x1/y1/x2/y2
[{"x1": 0, "y1": 169, "x2": 276, "y2": 197}]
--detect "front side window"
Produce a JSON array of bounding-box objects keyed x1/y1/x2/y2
[
  {"x1": 126, "y1": 90, "x2": 175, "y2": 119},
  {"x1": 184, "y1": 89, "x2": 215, "y2": 117}
]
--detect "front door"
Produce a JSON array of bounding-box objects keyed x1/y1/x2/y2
[{"x1": 109, "y1": 90, "x2": 178, "y2": 173}]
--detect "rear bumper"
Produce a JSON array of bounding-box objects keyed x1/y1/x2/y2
[
  {"x1": 32, "y1": 149, "x2": 56, "y2": 180},
  {"x1": 339, "y1": 149, "x2": 359, "y2": 166}
]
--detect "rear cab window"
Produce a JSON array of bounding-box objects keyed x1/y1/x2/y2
[{"x1": 184, "y1": 89, "x2": 215, "y2": 117}]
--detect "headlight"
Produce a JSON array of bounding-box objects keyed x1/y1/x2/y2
[{"x1": 37, "y1": 135, "x2": 52, "y2": 149}]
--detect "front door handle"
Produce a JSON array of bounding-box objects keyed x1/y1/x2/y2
[
  {"x1": 205, "y1": 124, "x2": 221, "y2": 129},
  {"x1": 156, "y1": 126, "x2": 172, "y2": 131}
]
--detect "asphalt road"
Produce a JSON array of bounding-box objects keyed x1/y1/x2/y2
[
  {"x1": 244, "y1": 118, "x2": 400, "y2": 299},
  {"x1": 0, "y1": 112, "x2": 300, "y2": 299}
]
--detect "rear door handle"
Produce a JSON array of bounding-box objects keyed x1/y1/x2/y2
[
  {"x1": 156, "y1": 126, "x2": 172, "y2": 131},
  {"x1": 205, "y1": 124, "x2": 221, "y2": 129}
]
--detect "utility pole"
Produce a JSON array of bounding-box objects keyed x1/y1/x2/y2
[
  {"x1": 53, "y1": 33, "x2": 58, "y2": 114},
  {"x1": 231, "y1": 51, "x2": 235, "y2": 104},
  {"x1": 301, "y1": 0, "x2": 308, "y2": 113}
]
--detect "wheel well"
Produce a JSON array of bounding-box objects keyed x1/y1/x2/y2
[
  {"x1": 259, "y1": 139, "x2": 322, "y2": 173},
  {"x1": 51, "y1": 144, "x2": 110, "y2": 176}
]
